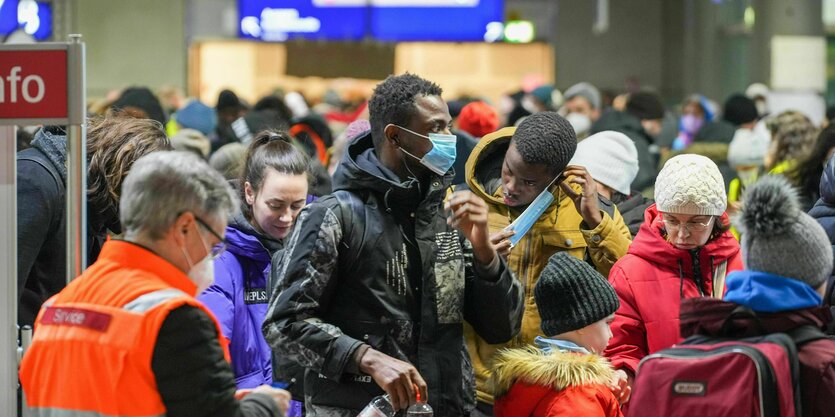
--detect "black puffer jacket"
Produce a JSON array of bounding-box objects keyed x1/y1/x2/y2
[
  {"x1": 612, "y1": 191, "x2": 654, "y2": 238},
  {"x1": 263, "y1": 132, "x2": 524, "y2": 416},
  {"x1": 808, "y1": 156, "x2": 835, "y2": 333}
]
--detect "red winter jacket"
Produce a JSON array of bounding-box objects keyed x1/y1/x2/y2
[
  {"x1": 492, "y1": 348, "x2": 624, "y2": 417},
  {"x1": 604, "y1": 205, "x2": 742, "y2": 373}
]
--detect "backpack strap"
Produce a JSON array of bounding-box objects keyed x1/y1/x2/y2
[
  {"x1": 785, "y1": 325, "x2": 829, "y2": 346},
  {"x1": 331, "y1": 190, "x2": 367, "y2": 274},
  {"x1": 18, "y1": 152, "x2": 65, "y2": 194}
]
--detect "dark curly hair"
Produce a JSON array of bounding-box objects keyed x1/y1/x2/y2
[
  {"x1": 512, "y1": 112, "x2": 577, "y2": 175},
  {"x1": 789, "y1": 124, "x2": 835, "y2": 207},
  {"x1": 368, "y1": 73, "x2": 443, "y2": 148}
]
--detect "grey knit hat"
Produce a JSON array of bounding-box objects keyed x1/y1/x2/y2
[
  {"x1": 564, "y1": 82, "x2": 601, "y2": 110},
  {"x1": 535, "y1": 252, "x2": 620, "y2": 336},
  {"x1": 736, "y1": 175, "x2": 833, "y2": 288}
]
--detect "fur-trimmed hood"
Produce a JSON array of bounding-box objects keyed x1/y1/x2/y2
[{"x1": 491, "y1": 347, "x2": 614, "y2": 398}]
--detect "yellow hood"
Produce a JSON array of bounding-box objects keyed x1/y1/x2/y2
[{"x1": 465, "y1": 126, "x2": 563, "y2": 209}]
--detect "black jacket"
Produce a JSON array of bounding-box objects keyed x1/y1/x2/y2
[
  {"x1": 808, "y1": 159, "x2": 835, "y2": 333},
  {"x1": 612, "y1": 191, "x2": 654, "y2": 238},
  {"x1": 17, "y1": 130, "x2": 118, "y2": 326},
  {"x1": 591, "y1": 111, "x2": 658, "y2": 192},
  {"x1": 17, "y1": 130, "x2": 68, "y2": 326},
  {"x1": 453, "y1": 129, "x2": 478, "y2": 185},
  {"x1": 153, "y1": 305, "x2": 282, "y2": 417},
  {"x1": 263, "y1": 132, "x2": 524, "y2": 416}
]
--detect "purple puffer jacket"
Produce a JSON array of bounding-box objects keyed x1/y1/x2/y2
[{"x1": 198, "y1": 221, "x2": 275, "y2": 389}]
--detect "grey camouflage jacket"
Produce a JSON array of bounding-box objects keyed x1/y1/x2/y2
[{"x1": 263, "y1": 133, "x2": 524, "y2": 416}]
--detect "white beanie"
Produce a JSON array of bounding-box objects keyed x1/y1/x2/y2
[
  {"x1": 655, "y1": 154, "x2": 727, "y2": 216},
  {"x1": 727, "y1": 127, "x2": 770, "y2": 168},
  {"x1": 569, "y1": 131, "x2": 639, "y2": 195}
]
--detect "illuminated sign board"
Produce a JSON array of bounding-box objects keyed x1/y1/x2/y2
[{"x1": 239, "y1": 0, "x2": 504, "y2": 42}]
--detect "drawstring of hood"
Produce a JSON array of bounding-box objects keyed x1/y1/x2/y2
[
  {"x1": 678, "y1": 251, "x2": 710, "y2": 299},
  {"x1": 384, "y1": 188, "x2": 394, "y2": 213},
  {"x1": 709, "y1": 256, "x2": 716, "y2": 298},
  {"x1": 691, "y1": 249, "x2": 705, "y2": 297}
]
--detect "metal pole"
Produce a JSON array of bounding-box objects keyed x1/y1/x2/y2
[
  {"x1": 1, "y1": 125, "x2": 17, "y2": 417},
  {"x1": 19, "y1": 326, "x2": 32, "y2": 417},
  {"x1": 66, "y1": 34, "x2": 87, "y2": 283}
]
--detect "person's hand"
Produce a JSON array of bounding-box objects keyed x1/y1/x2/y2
[
  {"x1": 560, "y1": 165, "x2": 603, "y2": 229},
  {"x1": 444, "y1": 190, "x2": 496, "y2": 265},
  {"x1": 359, "y1": 348, "x2": 428, "y2": 410},
  {"x1": 236, "y1": 385, "x2": 291, "y2": 415},
  {"x1": 490, "y1": 229, "x2": 515, "y2": 260},
  {"x1": 727, "y1": 201, "x2": 743, "y2": 215},
  {"x1": 610, "y1": 369, "x2": 632, "y2": 404}
]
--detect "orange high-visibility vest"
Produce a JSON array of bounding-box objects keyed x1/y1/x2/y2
[{"x1": 20, "y1": 240, "x2": 230, "y2": 417}]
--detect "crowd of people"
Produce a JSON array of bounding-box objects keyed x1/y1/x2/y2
[{"x1": 14, "y1": 73, "x2": 835, "y2": 417}]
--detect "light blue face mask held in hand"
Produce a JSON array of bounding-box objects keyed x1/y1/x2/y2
[
  {"x1": 395, "y1": 125, "x2": 457, "y2": 176},
  {"x1": 505, "y1": 175, "x2": 561, "y2": 248}
]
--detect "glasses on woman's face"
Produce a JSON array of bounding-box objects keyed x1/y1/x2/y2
[
  {"x1": 193, "y1": 215, "x2": 228, "y2": 259},
  {"x1": 662, "y1": 216, "x2": 713, "y2": 233}
]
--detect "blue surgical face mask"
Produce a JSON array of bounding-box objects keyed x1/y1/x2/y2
[
  {"x1": 395, "y1": 125, "x2": 457, "y2": 176},
  {"x1": 505, "y1": 176, "x2": 560, "y2": 247}
]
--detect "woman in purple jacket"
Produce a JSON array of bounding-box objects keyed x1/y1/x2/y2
[{"x1": 198, "y1": 131, "x2": 309, "y2": 391}]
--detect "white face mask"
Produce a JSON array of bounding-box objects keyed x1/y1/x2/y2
[
  {"x1": 566, "y1": 112, "x2": 591, "y2": 136},
  {"x1": 180, "y1": 230, "x2": 216, "y2": 295}
]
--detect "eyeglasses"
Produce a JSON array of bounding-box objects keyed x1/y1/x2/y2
[
  {"x1": 662, "y1": 217, "x2": 713, "y2": 233},
  {"x1": 193, "y1": 215, "x2": 228, "y2": 259}
]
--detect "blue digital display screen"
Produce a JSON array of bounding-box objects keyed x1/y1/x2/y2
[
  {"x1": 239, "y1": 0, "x2": 367, "y2": 41},
  {"x1": 371, "y1": 2, "x2": 504, "y2": 42},
  {"x1": 0, "y1": 1, "x2": 53, "y2": 41},
  {"x1": 238, "y1": 0, "x2": 504, "y2": 42}
]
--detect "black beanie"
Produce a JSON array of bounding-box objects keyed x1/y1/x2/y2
[
  {"x1": 723, "y1": 94, "x2": 758, "y2": 126},
  {"x1": 534, "y1": 252, "x2": 620, "y2": 336},
  {"x1": 626, "y1": 92, "x2": 665, "y2": 120},
  {"x1": 111, "y1": 87, "x2": 167, "y2": 127},
  {"x1": 217, "y1": 89, "x2": 243, "y2": 112}
]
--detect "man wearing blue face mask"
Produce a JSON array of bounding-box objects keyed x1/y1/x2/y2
[
  {"x1": 263, "y1": 73, "x2": 524, "y2": 417},
  {"x1": 455, "y1": 111, "x2": 633, "y2": 417}
]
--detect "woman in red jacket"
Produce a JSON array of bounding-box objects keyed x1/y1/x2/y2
[{"x1": 604, "y1": 154, "x2": 742, "y2": 392}]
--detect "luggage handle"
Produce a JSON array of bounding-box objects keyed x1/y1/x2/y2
[{"x1": 718, "y1": 306, "x2": 768, "y2": 337}]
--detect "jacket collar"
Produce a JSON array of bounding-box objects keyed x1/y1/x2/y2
[
  {"x1": 333, "y1": 132, "x2": 453, "y2": 211},
  {"x1": 534, "y1": 336, "x2": 590, "y2": 354},
  {"x1": 99, "y1": 240, "x2": 197, "y2": 296},
  {"x1": 227, "y1": 209, "x2": 282, "y2": 258}
]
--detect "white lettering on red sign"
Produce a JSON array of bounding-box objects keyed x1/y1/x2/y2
[{"x1": 0, "y1": 66, "x2": 46, "y2": 104}]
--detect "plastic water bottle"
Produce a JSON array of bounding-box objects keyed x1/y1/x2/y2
[
  {"x1": 357, "y1": 394, "x2": 395, "y2": 417},
  {"x1": 406, "y1": 391, "x2": 433, "y2": 416}
]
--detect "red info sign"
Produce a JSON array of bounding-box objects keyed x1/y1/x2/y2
[{"x1": 0, "y1": 49, "x2": 68, "y2": 119}]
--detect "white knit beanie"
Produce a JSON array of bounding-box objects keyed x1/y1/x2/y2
[
  {"x1": 727, "y1": 127, "x2": 770, "y2": 168},
  {"x1": 569, "y1": 131, "x2": 639, "y2": 195},
  {"x1": 655, "y1": 154, "x2": 727, "y2": 216}
]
